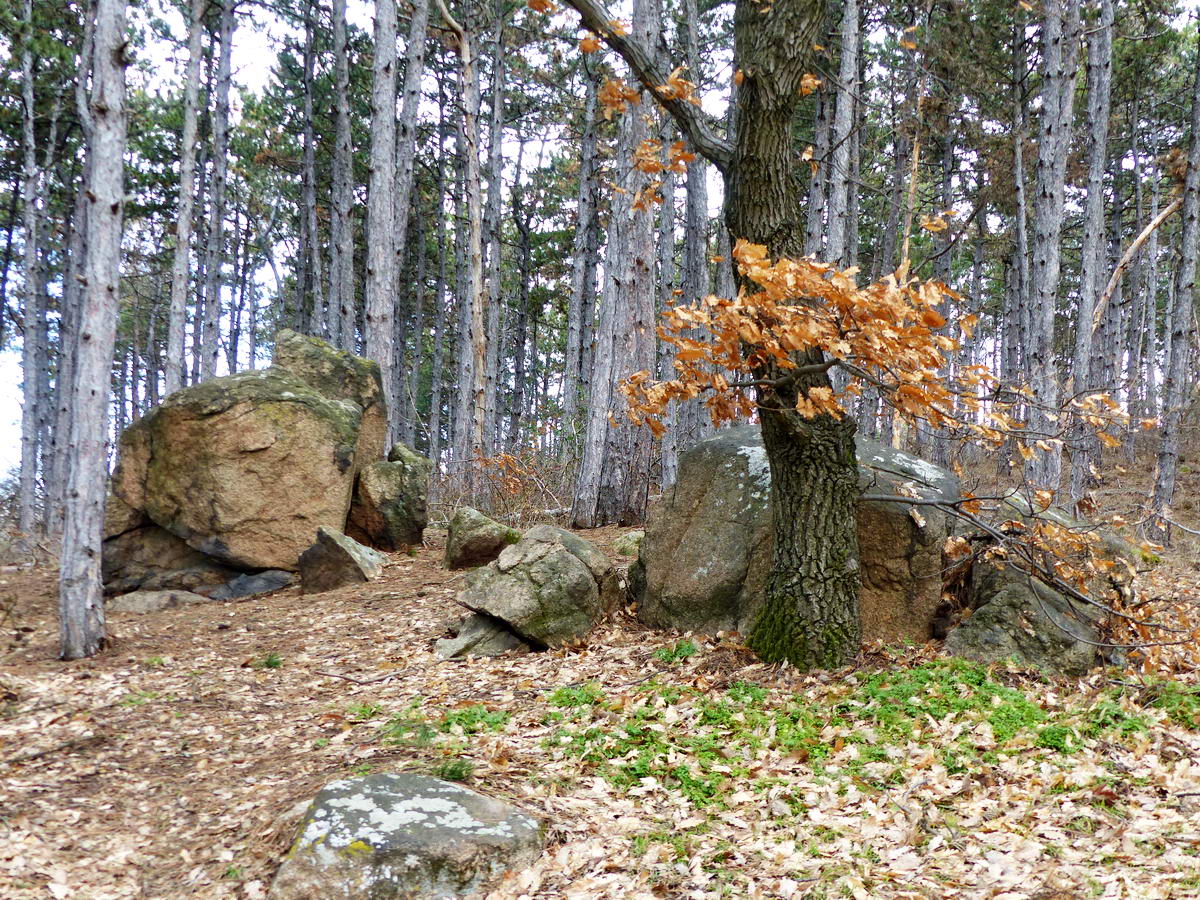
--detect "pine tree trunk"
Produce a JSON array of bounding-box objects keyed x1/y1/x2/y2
[
  {"x1": 1149, "y1": 40, "x2": 1200, "y2": 541},
  {"x1": 824, "y1": 0, "x2": 858, "y2": 266},
  {"x1": 481, "y1": 0, "x2": 505, "y2": 455},
  {"x1": 165, "y1": 0, "x2": 206, "y2": 395},
  {"x1": 300, "y1": 3, "x2": 326, "y2": 338},
  {"x1": 365, "y1": 0, "x2": 398, "y2": 444},
  {"x1": 329, "y1": 0, "x2": 355, "y2": 351},
  {"x1": 60, "y1": 0, "x2": 128, "y2": 660},
  {"x1": 200, "y1": 0, "x2": 234, "y2": 380},
  {"x1": 1025, "y1": 0, "x2": 1080, "y2": 489}
]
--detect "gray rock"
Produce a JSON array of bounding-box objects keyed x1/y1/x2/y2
[
  {"x1": 102, "y1": 522, "x2": 237, "y2": 594},
  {"x1": 299, "y1": 527, "x2": 389, "y2": 595},
  {"x1": 611, "y1": 530, "x2": 644, "y2": 558},
  {"x1": 209, "y1": 570, "x2": 295, "y2": 601},
  {"x1": 107, "y1": 589, "x2": 211, "y2": 614},
  {"x1": 435, "y1": 613, "x2": 532, "y2": 659},
  {"x1": 347, "y1": 451, "x2": 433, "y2": 550},
  {"x1": 270, "y1": 773, "x2": 544, "y2": 900},
  {"x1": 634, "y1": 425, "x2": 959, "y2": 644},
  {"x1": 456, "y1": 530, "x2": 615, "y2": 647},
  {"x1": 943, "y1": 564, "x2": 1104, "y2": 676},
  {"x1": 444, "y1": 507, "x2": 520, "y2": 570}
]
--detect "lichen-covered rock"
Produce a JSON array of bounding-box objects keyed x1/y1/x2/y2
[
  {"x1": 107, "y1": 589, "x2": 211, "y2": 614},
  {"x1": 943, "y1": 564, "x2": 1104, "y2": 676},
  {"x1": 634, "y1": 426, "x2": 958, "y2": 644},
  {"x1": 299, "y1": 527, "x2": 388, "y2": 595},
  {"x1": 455, "y1": 529, "x2": 615, "y2": 647},
  {"x1": 124, "y1": 368, "x2": 362, "y2": 571},
  {"x1": 272, "y1": 329, "x2": 387, "y2": 467},
  {"x1": 346, "y1": 450, "x2": 432, "y2": 551},
  {"x1": 444, "y1": 507, "x2": 520, "y2": 570},
  {"x1": 270, "y1": 773, "x2": 544, "y2": 900},
  {"x1": 612, "y1": 530, "x2": 644, "y2": 558},
  {"x1": 435, "y1": 613, "x2": 532, "y2": 659}
]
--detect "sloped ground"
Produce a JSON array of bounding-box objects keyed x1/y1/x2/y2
[{"x1": 1, "y1": 526, "x2": 1198, "y2": 900}]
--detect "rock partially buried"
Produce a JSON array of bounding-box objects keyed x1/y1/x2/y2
[
  {"x1": 270, "y1": 773, "x2": 544, "y2": 900},
  {"x1": 435, "y1": 613, "x2": 532, "y2": 660},
  {"x1": 634, "y1": 426, "x2": 959, "y2": 644},
  {"x1": 209, "y1": 570, "x2": 295, "y2": 601},
  {"x1": 444, "y1": 507, "x2": 520, "y2": 570},
  {"x1": 611, "y1": 530, "x2": 644, "y2": 558},
  {"x1": 299, "y1": 527, "x2": 388, "y2": 595},
  {"x1": 455, "y1": 527, "x2": 617, "y2": 648},
  {"x1": 346, "y1": 449, "x2": 432, "y2": 551},
  {"x1": 102, "y1": 521, "x2": 238, "y2": 595},
  {"x1": 107, "y1": 589, "x2": 211, "y2": 614}
]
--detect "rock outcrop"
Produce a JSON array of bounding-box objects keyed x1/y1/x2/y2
[
  {"x1": 444, "y1": 526, "x2": 617, "y2": 654},
  {"x1": 444, "y1": 507, "x2": 521, "y2": 570},
  {"x1": 270, "y1": 773, "x2": 543, "y2": 900},
  {"x1": 634, "y1": 426, "x2": 959, "y2": 644},
  {"x1": 299, "y1": 527, "x2": 388, "y2": 594},
  {"x1": 103, "y1": 332, "x2": 387, "y2": 586},
  {"x1": 346, "y1": 447, "x2": 433, "y2": 551}
]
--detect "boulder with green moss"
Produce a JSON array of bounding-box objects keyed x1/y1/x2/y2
[
  {"x1": 346, "y1": 446, "x2": 433, "y2": 550},
  {"x1": 444, "y1": 507, "x2": 521, "y2": 569}
]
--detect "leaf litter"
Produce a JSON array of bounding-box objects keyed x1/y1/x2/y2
[{"x1": 0, "y1": 527, "x2": 1198, "y2": 899}]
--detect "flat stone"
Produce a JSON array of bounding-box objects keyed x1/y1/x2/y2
[
  {"x1": 209, "y1": 570, "x2": 295, "y2": 601},
  {"x1": 270, "y1": 773, "x2": 544, "y2": 900},
  {"x1": 107, "y1": 589, "x2": 211, "y2": 614},
  {"x1": 435, "y1": 614, "x2": 532, "y2": 659}
]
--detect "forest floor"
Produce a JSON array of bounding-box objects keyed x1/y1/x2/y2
[{"x1": 2, "y1": 474, "x2": 1200, "y2": 898}]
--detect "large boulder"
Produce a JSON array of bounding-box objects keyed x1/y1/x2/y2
[
  {"x1": 299, "y1": 527, "x2": 389, "y2": 594},
  {"x1": 454, "y1": 527, "x2": 616, "y2": 648},
  {"x1": 109, "y1": 367, "x2": 364, "y2": 572},
  {"x1": 270, "y1": 773, "x2": 544, "y2": 900},
  {"x1": 634, "y1": 426, "x2": 959, "y2": 644},
  {"x1": 444, "y1": 507, "x2": 521, "y2": 570},
  {"x1": 272, "y1": 329, "x2": 387, "y2": 467},
  {"x1": 346, "y1": 447, "x2": 433, "y2": 551}
]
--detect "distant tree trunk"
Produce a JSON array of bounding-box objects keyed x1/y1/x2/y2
[
  {"x1": 18, "y1": 0, "x2": 43, "y2": 533},
  {"x1": 481, "y1": 0, "x2": 505, "y2": 455},
  {"x1": 365, "y1": 0, "x2": 398, "y2": 444},
  {"x1": 824, "y1": 0, "x2": 858, "y2": 266},
  {"x1": 330, "y1": 0, "x2": 356, "y2": 351},
  {"x1": 1149, "y1": 41, "x2": 1200, "y2": 542},
  {"x1": 572, "y1": 0, "x2": 659, "y2": 527},
  {"x1": 427, "y1": 128, "x2": 449, "y2": 466},
  {"x1": 1025, "y1": 0, "x2": 1080, "y2": 489},
  {"x1": 165, "y1": 0, "x2": 207, "y2": 395},
  {"x1": 562, "y1": 71, "x2": 600, "y2": 456},
  {"x1": 387, "y1": 0, "x2": 432, "y2": 445},
  {"x1": 300, "y1": 1, "x2": 326, "y2": 338},
  {"x1": 60, "y1": 0, "x2": 128, "y2": 660},
  {"x1": 200, "y1": 0, "x2": 235, "y2": 380},
  {"x1": 507, "y1": 139, "x2": 533, "y2": 449},
  {"x1": 1068, "y1": 0, "x2": 1113, "y2": 505}
]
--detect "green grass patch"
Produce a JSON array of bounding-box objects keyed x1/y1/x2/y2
[{"x1": 654, "y1": 640, "x2": 700, "y2": 664}]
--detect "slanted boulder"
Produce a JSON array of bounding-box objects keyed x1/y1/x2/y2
[
  {"x1": 444, "y1": 507, "x2": 521, "y2": 570},
  {"x1": 435, "y1": 613, "x2": 532, "y2": 659},
  {"x1": 346, "y1": 447, "x2": 432, "y2": 551},
  {"x1": 107, "y1": 589, "x2": 210, "y2": 614},
  {"x1": 111, "y1": 367, "x2": 363, "y2": 572},
  {"x1": 299, "y1": 527, "x2": 388, "y2": 594},
  {"x1": 634, "y1": 426, "x2": 958, "y2": 644},
  {"x1": 455, "y1": 528, "x2": 616, "y2": 648},
  {"x1": 270, "y1": 773, "x2": 544, "y2": 900},
  {"x1": 272, "y1": 328, "x2": 387, "y2": 467}
]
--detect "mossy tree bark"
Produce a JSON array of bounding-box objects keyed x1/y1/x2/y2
[{"x1": 564, "y1": 0, "x2": 861, "y2": 668}]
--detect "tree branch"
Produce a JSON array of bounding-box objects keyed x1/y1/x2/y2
[
  {"x1": 1091, "y1": 194, "x2": 1182, "y2": 336},
  {"x1": 558, "y1": 0, "x2": 734, "y2": 174}
]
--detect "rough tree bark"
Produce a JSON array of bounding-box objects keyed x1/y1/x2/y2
[
  {"x1": 330, "y1": 0, "x2": 355, "y2": 350},
  {"x1": 60, "y1": 0, "x2": 128, "y2": 659}
]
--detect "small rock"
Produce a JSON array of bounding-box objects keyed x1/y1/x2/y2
[
  {"x1": 269, "y1": 773, "x2": 544, "y2": 900},
  {"x1": 107, "y1": 589, "x2": 211, "y2": 614},
  {"x1": 611, "y1": 530, "x2": 645, "y2": 558},
  {"x1": 209, "y1": 570, "x2": 295, "y2": 601},
  {"x1": 299, "y1": 527, "x2": 388, "y2": 595},
  {"x1": 435, "y1": 613, "x2": 532, "y2": 659},
  {"x1": 444, "y1": 507, "x2": 521, "y2": 570}
]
